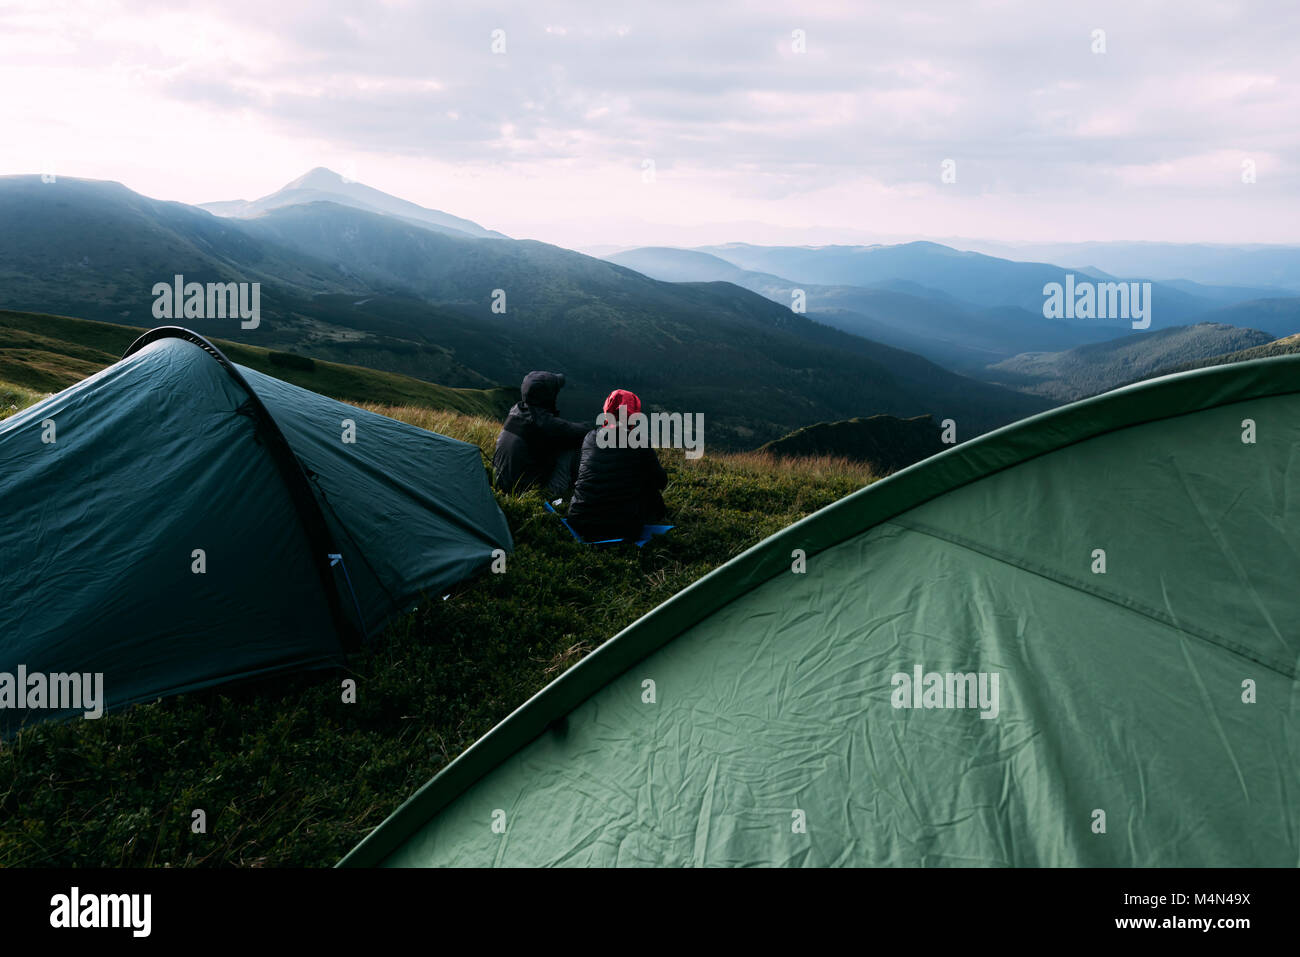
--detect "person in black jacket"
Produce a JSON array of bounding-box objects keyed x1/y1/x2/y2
[
  {"x1": 493, "y1": 371, "x2": 590, "y2": 496},
  {"x1": 568, "y1": 389, "x2": 668, "y2": 541}
]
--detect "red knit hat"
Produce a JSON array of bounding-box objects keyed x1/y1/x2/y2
[{"x1": 602, "y1": 388, "x2": 642, "y2": 424}]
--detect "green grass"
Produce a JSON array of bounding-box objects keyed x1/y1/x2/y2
[
  {"x1": 0, "y1": 400, "x2": 875, "y2": 867},
  {"x1": 1, "y1": 380, "x2": 49, "y2": 419},
  {"x1": 1157, "y1": 332, "x2": 1300, "y2": 374},
  {"x1": 984, "y1": 322, "x2": 1275, "y2": 402},
  {"x1": 0, "y1": 309, "x2": 513, "y2": 417}
]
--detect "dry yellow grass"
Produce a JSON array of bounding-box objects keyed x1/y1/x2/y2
[{"x1": 360, "y1": 402, "x2": 879, "y2": 486}]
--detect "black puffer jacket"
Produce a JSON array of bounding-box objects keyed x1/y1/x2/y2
[
  {"x1": 567, "y1": 427, "x2": 668, "y2": 539},
  {"x1": 493, "y1": 371, "x2": 590, "y2": 492}
]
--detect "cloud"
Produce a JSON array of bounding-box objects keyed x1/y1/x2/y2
[{"x1": 1, "y1": 0, "x2": 1297, "y2": 244}]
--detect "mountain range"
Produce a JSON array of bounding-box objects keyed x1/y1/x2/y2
[
  {"x1": 0, "y1": 171, "x2": 1047, "y2": 447},
  {"x1": 605, "y1": 244, "x2": 1300, "y2": 372},
  {"x1": 3, "y1": 167, "x2": 1297, "y2": 451},
  {"x1": 957, "y1": 240, "x2": 1300, "y2": 292}
]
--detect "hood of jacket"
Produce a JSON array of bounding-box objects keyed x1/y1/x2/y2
[{"x1": 520, "y1": 371, "x2": 566, "y2": 412}]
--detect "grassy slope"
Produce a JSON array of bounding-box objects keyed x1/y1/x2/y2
[
  {"x1": 0, "y1": 389, "x2": 874, "y2": 866},
  {"x1": 0, "y1": 309, "x2": 513, "y2": 417},
  {"x1": 983, "y1": 322, "x2": 1273, "y2": 401},
  {"x1": 1154, "y1": 332, "x2": 1300, "y2": 374},
  {"x1": 1, "y1": 381, "x2": 46, "y2": 418},
  {"x1": 759, "y1": 413, "x2": 943, "y2": 476}
]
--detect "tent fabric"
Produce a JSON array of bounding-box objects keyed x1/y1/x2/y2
[
  {"x1": 340, "y1": 355, "x2": 1300, "y2": 867},
  {"x1": 0, "y1": 327, "x2": 512, "y2": 731}
]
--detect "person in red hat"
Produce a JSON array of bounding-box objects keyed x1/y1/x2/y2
[{"x1": 567, "y1": 388, "x2": 668, "y2": 541}]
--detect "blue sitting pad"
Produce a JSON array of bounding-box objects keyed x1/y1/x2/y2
[{"x1": 544, "y1": 500, "x2": 673, "y2": 548}]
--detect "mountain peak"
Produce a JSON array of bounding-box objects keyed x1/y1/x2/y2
[
  {"x1": 201, "y1": 166, "x2": 507, "y2": 239},
  {"x1": 283, "y1": 167, "x2": 348, "y2": 191}
]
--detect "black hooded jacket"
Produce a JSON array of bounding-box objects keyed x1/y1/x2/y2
[
  {"x1": 567, "y1": 426, "x2": 668, "y2": 539},
  {"x1": 493, "y1": 371, "x2": 590, "y2": 492}
]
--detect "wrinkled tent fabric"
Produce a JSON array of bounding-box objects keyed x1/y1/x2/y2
[
  {"x1": 0, "y1": 328, "x2": 512, "y2": 731},
  {"x1": 341, "y1": 355, "x2": 1300, "y2": 867}
]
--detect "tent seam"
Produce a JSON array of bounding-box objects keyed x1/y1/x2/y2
[{"x1": 889, "y1": 518, "x2": 1296, "y2": 680}]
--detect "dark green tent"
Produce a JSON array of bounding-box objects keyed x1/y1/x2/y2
[
  {"x1": 0, "y1": 327, "x2": 511, "y2": 731},
  {"x1": 341, "y1": 355, "x2": 1298, "y2": 867}
]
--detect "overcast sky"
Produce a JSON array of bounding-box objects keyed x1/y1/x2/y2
[{"x1": 2, "y1": 0, "x2": 1296, "y2": 249}]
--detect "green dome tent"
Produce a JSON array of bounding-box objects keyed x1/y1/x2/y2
[
  {"x1": 0, "y1": 327, "x2": 511, "y2": 732},
  {"x1": 341, "y1": 355, "x2": 1299, "y2": 867}
]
